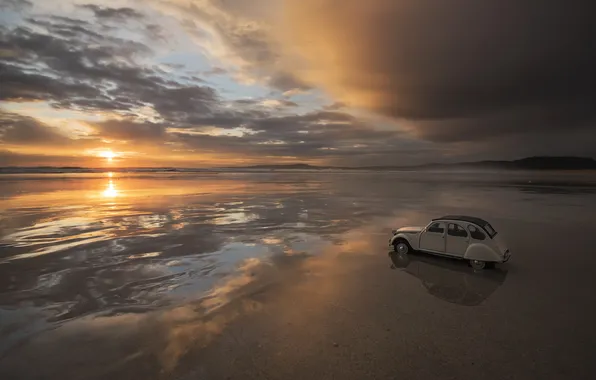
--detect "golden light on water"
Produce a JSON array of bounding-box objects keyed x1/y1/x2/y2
[{"x1": 102, "y1": 180, "x2": 118, "y2": 198}]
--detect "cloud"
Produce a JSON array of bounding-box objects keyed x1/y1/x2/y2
[
  {"x1": 233, "y1": 98, "x2": 298, "y2": 109},
  {"x1": 5, "y1": 0, "x2": 592, "y2": 167},
  {"x1": 262, "y1": 99, "x2": 298, "y2": 108},
  {"x1": 0, "y1": 21, "x2": 154, "y2": 106},
  {"x1": 90, "y1": 119, "x2": 166, "y2": 142},
  {"x1": 267, "y1": 71, "x2": 311, "y2": 92},
  {"x1": 0, "y1": 62, "x2": 102, "y2": 102},
  {"x1": 0, "y1": 0, "x2": 32, "y2": 11},
  {"x1": 282, "y1": 0, "x2": 596, "y2": 143},
  {"x1": 204, "y1": 66, "x2": 228, "y2": 76},
  {"x1": 147, "y1": 86, "x2": 218, "y2": 121},
  {"x1": 164, "y1": 110, "x2": 421, "y2": 164},
  {"x1": 0, "y1": 110, "x2": 71, "y2": 145},
  {"x1": 2, "y1": 1, "x2": 433, "y2": 167},
  {"x1": 408, "y1": 103, "x2": 596, "y2": 143},
  {"x1": 0, "y1": 19, "x2": 218, "y2": 121},
  {"x1": 161, "y1": 0, "x2": 311, "y2": 92},
  {"x1": 0, "y1": 150, "x2": 80, "y2": 166},
  {"x1": 323, "y1": 102, "x2": 346, "y2": 111},
  {"x1": 79, "y1": 4, "x2": 144, "y2": 20},
  {"x1": 144, "y1": 24, "x2": 166, "y2": 42}
]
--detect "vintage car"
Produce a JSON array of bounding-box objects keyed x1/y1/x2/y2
[{"x1": 389, "y1": 215, "x2": 511, "y2": 270}]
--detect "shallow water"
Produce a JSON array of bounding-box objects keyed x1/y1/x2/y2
[{"x1": 1, "y1": 171, "x2": 596, "y2": 378}]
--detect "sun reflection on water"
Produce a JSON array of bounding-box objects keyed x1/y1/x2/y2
[{"x1": 102, "y1": 180, "x2": 119, "y2": 198}]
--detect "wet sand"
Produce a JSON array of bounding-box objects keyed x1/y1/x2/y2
[{"x1": 1, "y1": 171, "x2": 596, "y2": 379}]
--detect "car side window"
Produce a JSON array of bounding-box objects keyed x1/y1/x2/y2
[
  {"x1": 448, "y1": 223, "x2": 468, "y2": 238},
  {"x1": 468, "y1": 225, "x2": 486, "y2": 240},
  {"x1": 427, "y1": 222, "x2": 445, "y2": 234}
]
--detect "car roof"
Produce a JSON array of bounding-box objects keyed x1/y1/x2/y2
[{"x1": 433, "y1": 215, "x2": 491, "y2": 226}]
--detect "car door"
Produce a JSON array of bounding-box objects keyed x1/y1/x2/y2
[
  {"x1": 446, "y1": 223, "x2": 469, "y2": 257},
  {"x1": 419, "y1": 222, "x2": 446, "y2": 253}
]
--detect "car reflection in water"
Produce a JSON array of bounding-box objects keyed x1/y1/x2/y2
[{"x1": 389, "y1": 251, "x2": 508, "y2": 306}]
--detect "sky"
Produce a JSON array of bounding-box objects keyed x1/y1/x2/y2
[{"x1": 1, "y1": 0, "x2": 595, "y2": 167}]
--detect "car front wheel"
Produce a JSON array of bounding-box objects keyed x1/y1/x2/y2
[{"x1": 393, "y1": 240, "x2": 410, "y2": 255}]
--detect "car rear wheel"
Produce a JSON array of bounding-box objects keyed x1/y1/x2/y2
[
  {"x1": 393, "y1": 240, "x2": 410, "y2": 255},
  {"x1": 469, "y1": 260, "x2": 487, "y2": 270}
]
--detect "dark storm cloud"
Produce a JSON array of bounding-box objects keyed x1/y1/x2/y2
[
  {"x1": 410, "y1": 102, "x2": 596, "y2": 143},
  {"x1": 285, "y1": 0, "x2": 596, "y2": 144},
  {"x1": 477, "y1": 128, "x2": 596, "y2": 160},
  {"x1": 79, "y1": 4, "x2": 144, "y2": 20}
]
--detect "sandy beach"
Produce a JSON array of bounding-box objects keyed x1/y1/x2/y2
[{"x1": 1, "y1": 171, "x2": 596, "y2": 379}]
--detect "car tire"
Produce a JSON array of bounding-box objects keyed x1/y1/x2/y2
[
  {"x1": 393, "y1": 239, "x2": 411, "y2": 255},
  {"x1": 469, "y1": 260, "x2": 487, "y2": 270}
]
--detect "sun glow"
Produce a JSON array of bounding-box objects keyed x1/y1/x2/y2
[{"x1": 99, "y1": 150, "x2": 116, "y2": 162}]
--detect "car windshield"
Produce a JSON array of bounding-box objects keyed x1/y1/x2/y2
[{"x1": 484, "y1": 223, "x2": 497, "y2": 238}]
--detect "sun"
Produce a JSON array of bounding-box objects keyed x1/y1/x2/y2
[{"x1": 99, "y1": 150, "x2": 116, "y2": 162}]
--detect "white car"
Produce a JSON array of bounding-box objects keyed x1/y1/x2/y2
[{"x1": 389, "y1": 215, "x2": 511, "y2": 270}]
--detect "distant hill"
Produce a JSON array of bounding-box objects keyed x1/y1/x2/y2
[
  {"x1": 508, "y1": 156, "x2": 596, "y2": 170},
  {"x1": 435, "y1": 156, "x2": 596, "y2": 170},
  {"x1": 1, "y1": 156, "x2": 595, "y2": 173}
]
